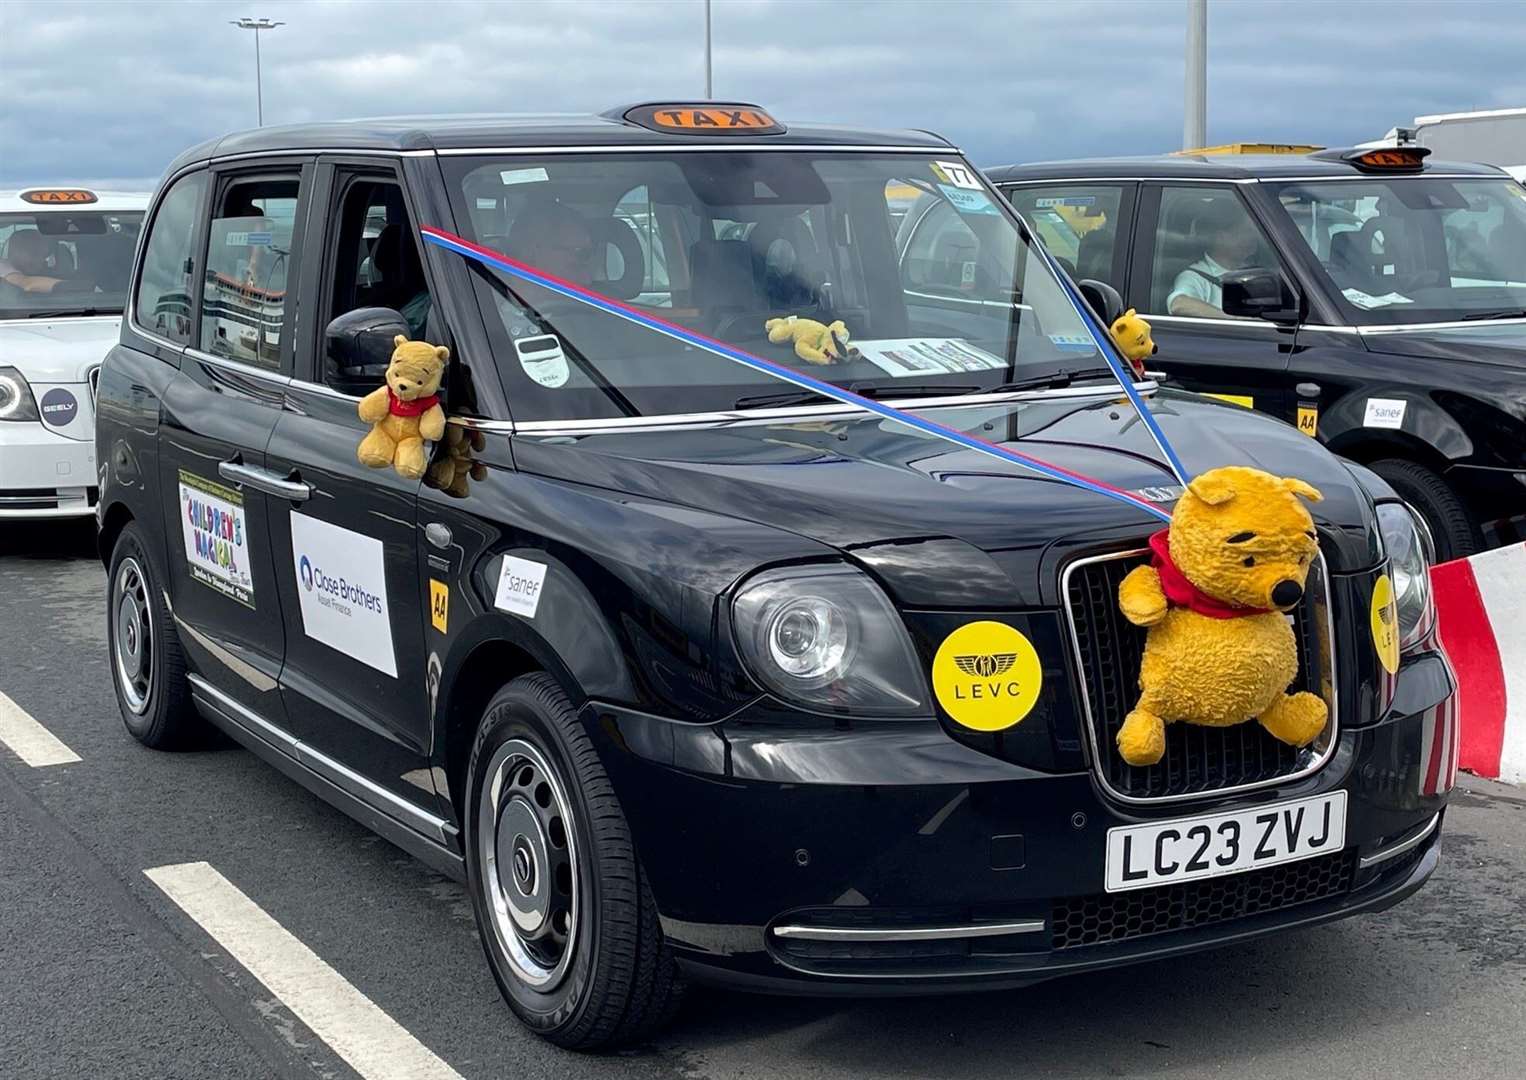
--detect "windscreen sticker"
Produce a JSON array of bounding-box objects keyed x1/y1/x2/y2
[
  {"x1": 1342, "y1": 287, "x2": 1414, "y2": 309},
  {"x1": 1035, "y1": 195, "x2": 1096, "y2": 208},
  {"x1": 1363, "y1": 398, "x2": 1407, "y2": 429},
  {"x1": 223, "y1": 231, "x2": 273, "y2": 248},
  {"x1": 290, "y1": 513, "x2": 397, "y2": 677},
  {"x1": 931, "y1": 160, "x2": 982, "y2": 190},
  {"x1": 430, "y1": 579, "x2": 449, "y2": 634},
  {"x1": 932, "y1": 621, "x2": 1044, "y2": 732},
  {"x1": 515, "y1": 333, "x2": 571, "y2": 388},
  {"x1": 1048, "y1": 333, "x2": 1097, "y2": 354},
  {"x1": 1371, "y1": 573, "x2": 1400, "y2": 675},
  {"x1": 495, "y1": 555, "x2": 547, "y2": 618},
  {"x1": 500, "y1": 167, "x2": 550, "y2": 186},
  {"x1": 851, "y1": 338, "x2": 1005, "y2": 377},
  {"x1": 178, "y1": 470, "x2": 254, "y2": 609},
  {"x1": 938, "y1": 185, "x2": 999, "y2": 214}
]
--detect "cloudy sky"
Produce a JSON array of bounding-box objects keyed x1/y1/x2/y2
[{"x1": 2, "y1": 0, "x2": 1523, "y2": 188}]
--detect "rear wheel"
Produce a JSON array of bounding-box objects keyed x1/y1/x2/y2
[
  {"x1": 107, "y1": 522, "x2": 198, "y2": 748},
  {"x1": 1368, "y1": 458, "x2": 1481, "y2": 563},
  {"x1": 465, "y1": 673, "x2": 683, "y2": 1050}
]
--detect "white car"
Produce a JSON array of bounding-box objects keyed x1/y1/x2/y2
[{"x1": 0, "y1": 188, "x2": 149, "y2": 519}]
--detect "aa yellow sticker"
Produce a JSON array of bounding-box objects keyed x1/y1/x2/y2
[
  {"x1": 1371, "y1": 573, "x2": 1399, "y2": 674},
  {"x1": 931, "y1": 621, "x2": 1043, "y2": 732},
  {"x1": 1297, "y1": 406, "x2": 1319, "y2": 436},
  {"x1": 429, "y1": 579, "x2": 449, "y2": 634}
]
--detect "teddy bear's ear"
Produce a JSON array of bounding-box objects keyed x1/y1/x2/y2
[
  {"x1": 1280, "y1": 477, "x2": 1323, "y2": 503},
  {"x1": 393, "y1": 335, "x2": 409, "y2": 348},
  {"x1": 1187, "y1": 472, "x2": 1238, "y2": 506},
  {"x1": 433, "y1": 345, "x2": 450, "y2": 362}
]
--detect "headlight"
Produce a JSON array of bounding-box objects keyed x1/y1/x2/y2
[
  {"x1": 0, "y1": 366, "x2": 40, "y2": 422},
  {"x1": 1377, "y1": 501, "x2": 1436, "y2": 649},
  {"x1": 732, "y1": 565, "x2": 929, "y2": 715}
]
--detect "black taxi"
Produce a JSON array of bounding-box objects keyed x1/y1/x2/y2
[
  {"x1": 98, "y1": 105, "x2": 1454, "y2": 1049},
  {"x1": 990, "y1": 146, "x2": 1526, "y2": 561}
]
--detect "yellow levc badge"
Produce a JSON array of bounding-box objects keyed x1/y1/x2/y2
[
  {"x1": 1370, "y1": 573, "x2": 1399, "y2": 674},
  {"x1": 931, "y1": 621, "x2": 1043, "y2": 731},
  {"x1": 430, "y1": 579, "x2": 449, "y2": 633}
]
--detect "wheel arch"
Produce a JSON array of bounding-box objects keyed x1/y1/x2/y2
[{"x1": 97, "y1": 500, "x2": 135, "y2": 568}]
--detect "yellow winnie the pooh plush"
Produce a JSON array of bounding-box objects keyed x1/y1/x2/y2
[
  {"x1": 1116, "y1": 465, "x2": 1329, "y2": 767},
  {"x1": 1109, "y1": 308, "x2": 1156, "y2": 378},
  {"x1": 357, "y1": 336, "x2": 448, "y2": 480},
  {"x1": 764, "y1": 315, "x2": 851, "y2": 364}
]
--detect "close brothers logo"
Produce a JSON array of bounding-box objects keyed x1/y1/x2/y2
[
  {"x1": 297, "y1": 553, "x2": 384, "y2": 615},
  {"x1": 299, "y1": 555, "x2": 314, "y2": 591}
]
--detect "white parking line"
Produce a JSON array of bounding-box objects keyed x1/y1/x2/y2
[
  {"x1": 145, "y1": 861, "x2": 463, "y2": 1080},
  {"x1": 0, "y1": 689, "x2": 81, "y2": 767}
]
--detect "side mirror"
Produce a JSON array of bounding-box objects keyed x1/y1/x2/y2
[
  {"x1": 1221, "y1": 268, "x2": 1300, "y2": 324},
  {"x1": 1077, "y1": 278, "x2": 1124, "y2": 327},
  {"x1": 325, "y1": 307, "x2": 409, "y2": 391}
]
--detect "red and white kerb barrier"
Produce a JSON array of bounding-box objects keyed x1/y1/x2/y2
[{"x1": 1432, "y1": 543, "x2": 1526, "y2": 785}]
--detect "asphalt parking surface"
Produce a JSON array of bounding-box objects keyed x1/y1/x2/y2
[{"x1": 2, "y1": 520, "x2": 1524, "y2": 1080}]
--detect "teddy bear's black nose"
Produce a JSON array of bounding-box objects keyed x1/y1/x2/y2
[{"x1": 1271, "y1": 580, "x2": 1303, "y2": 607}]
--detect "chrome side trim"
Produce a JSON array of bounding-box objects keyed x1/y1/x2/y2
[
  {"x1": 435, "y1": 143, "x2": 949, "y2": 156},
  {"x1": 1000, "y1": 176, "x2": 1259, "y2": 186},
  {"x1": 773, "y1": 919, "x2": 1045, "y2": 942},
  {"x1": 510, "y1": 383, "x2": 1158, "y2": 437},
  {"x1": 182, "y1": 346, "x2": 294, "y2": 386},
  {"x1": 451, "y1": 416, "x2": 515, "y2": 433},
  {"x1": 1359, "y1": 813, "x2": 1440, "y2": 870},
  {"x1": 187, "y1": 673, "x2": 448, "y2": 842},
  {"x1": 1138, "y1": 313, "x2": 1282, "y2": 331},
  {"x1": 286, "y1": 377, "x2": 363, "y2": 402},
  {"x1": 1359, "y1": 317, "x2": 1526, "y2": 333},
  {"x1": 209, "y1": 147, "x2": 436, "y2": 162},
  {"x1": 1058, "y1": 546, "x2": 1341, "y2": 806}
]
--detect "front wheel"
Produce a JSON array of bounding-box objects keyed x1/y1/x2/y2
[
  {"x1": 465, "y1": 673, "x2": 682, "y2": 1050},
  {"x1": 1367, "y1": 458, "x2": 1481, "y2": 563}
]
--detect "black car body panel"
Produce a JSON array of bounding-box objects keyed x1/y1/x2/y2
[{"x1": 98, "y1": 114, "x2": 1453, "y2": 999}]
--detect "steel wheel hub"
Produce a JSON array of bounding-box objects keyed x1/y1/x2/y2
[{"x1": 112, "y1": 557, "x2": 154, "y2": 715}]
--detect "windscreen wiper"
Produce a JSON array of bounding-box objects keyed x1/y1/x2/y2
[
  {"x1": 972, "y1": 367, "x2": 1116, "y2": 394},
  {"x1": 1459, "y1": 308, "x2": 1526, "y2": 321},
  {"x1": 26, "y1": 307, "x2": 114, "y2": 318},
  {"x1": 733, "y1": 383, "x2": 979, "y2": 410}
]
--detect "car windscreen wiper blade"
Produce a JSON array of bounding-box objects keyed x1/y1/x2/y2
[
  {"x1": 26, "y1": 307, "x2": 114, "y2": 318},
  {"x1": 733, "y1": 383, "x2": 980, "y2": 410},
  {"x1": 1459, "y1": 308, "x2": 1526, "y2": 321},
  {"x1": 972, "y1": 367, "x2": 1116, "y2": 394}
]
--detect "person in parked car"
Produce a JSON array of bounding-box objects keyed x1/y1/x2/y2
[
  {"x1": 1167, "y1": 199, "x2": 1260, "y2": 319},
  {"x1": 507, "y1": 201, "x2": 596, "y2": 285},
  {"x1": 0, "y1": 229, "x2": 66, "y2": 293}
]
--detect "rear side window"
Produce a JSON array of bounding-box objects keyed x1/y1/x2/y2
[
  {"x1": 201, "y1": 176, "x2": 300, "y2": 367},
  {"x1": 134, "y1": 172, "x2": 205, "y2": 345}
]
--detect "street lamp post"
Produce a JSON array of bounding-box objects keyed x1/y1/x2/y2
[
  {"x1": 231, "y1": 17, "x2": 284, "y2": 126},
  {"x1": 1183, "y1": 0, "x2": 1207, "y2": 150},
  {"x1": 704, "y1": 0, "x2": 713, "y2": 99}
]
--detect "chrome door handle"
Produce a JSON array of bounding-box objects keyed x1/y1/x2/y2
[{"x1": 218, "y1": 460, "x2": 313, "y2": 502}]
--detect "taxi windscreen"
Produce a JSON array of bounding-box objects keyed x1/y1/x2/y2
[
  {"x1": 0, "y1": 210, "x2": 144, "y2": 318},
  {"x1": 1267, "y1": 176, "x2": 1526, "y2": 324},
  {"x1": 442, "y1": 153, "x2": 1114, "y2": 422}
]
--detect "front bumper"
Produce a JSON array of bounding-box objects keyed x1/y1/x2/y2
[
  {"x1": 0, "y1": 419, "x2": 96, "y2": 519},
  {"x1": 589, "y1": 649, "x2": 1453, "y2": 993}
]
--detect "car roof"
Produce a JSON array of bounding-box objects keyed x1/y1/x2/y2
[
  {"x1": 0, "y1": 189, "x2": 151, "y2": 212},
  {"x1": 161, "y1": 105, "x2": 955, "y2": 178},
  {"x1": 986, "y1": 152, "x2": 1508, "y2": 183}
]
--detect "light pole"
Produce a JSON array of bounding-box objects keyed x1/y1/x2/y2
[
  {"x1": 703, "y1": 0, "x2": 713, "y2": 98},
  {"x1": 231, "y1": 17, "x2": 284, "y2": 126},
  {"x1": 1183, "y1": 0, "x2": 1207, "y2": 150}
]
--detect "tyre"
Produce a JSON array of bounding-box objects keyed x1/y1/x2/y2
[
  {"x1": 106, "y1": 521, "x2": 198, "y2": 748},
  {"x1": 1368, "y1": 458, "x2": 1481, "y2": 563},
  {"x1": 465, "y1": 673, "x2": 683, "y2": 1050}
]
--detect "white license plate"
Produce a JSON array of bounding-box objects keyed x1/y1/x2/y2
[{"x1": 1104, "y1": 791, "x2": 1347, "y2": 893}]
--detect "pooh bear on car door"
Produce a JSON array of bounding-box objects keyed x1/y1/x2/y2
[
  {"x1": 1115, "y1": 466, "x2": 1329, "y2": 767},
  {"x1": 357, "y1": 336, "x2": 448, "y2": 480}
]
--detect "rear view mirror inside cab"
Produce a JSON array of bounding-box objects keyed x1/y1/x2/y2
[{"x1": 325, "y1": 306, "x2": 411, "y2": 395}]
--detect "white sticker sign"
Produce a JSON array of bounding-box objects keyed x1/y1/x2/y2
[
  {"x1": 289, "y1": 513, "x2": 397, "y2": 677},
  {"x1": 852, "y1": 337, "x2": 1005, "y2": 377},
  {"x1": 178, "y1": 470, "x2": 254, "y2": 608},
  {"x1": 932, "y1": 160, "x2": 982, "y2": 189},
  {"x1": 515, "y1": 334, "x2": 570, "y2": 388},
  {"x1": 1363, "y1": 398, "x2": 1407, "y2": 430},
  {"x1": 495, "y1": 555, "x2": 548, "y2": 618}
]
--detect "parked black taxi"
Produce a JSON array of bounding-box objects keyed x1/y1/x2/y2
[
  {"x1": 990, "y1": 146, "x2": 1526, "y2": 560},
  {"x1": 98, "y1": 105, "x2": 1454, "y2": 1049}
]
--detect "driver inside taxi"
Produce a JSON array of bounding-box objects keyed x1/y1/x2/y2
[
  {"x1": 1168, "y1": 200, "x2": 1261, "y2": 319},
  {"x1": 0, "y1": 229, "x2": 66, "y2": 293},
  {"x1": 506, "y1": 201, "x2": 596, "y2": 286}
]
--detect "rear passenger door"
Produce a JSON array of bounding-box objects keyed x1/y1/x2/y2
[
  {"x1": 263, "y1": 160, "x2": 440, "y2": 828},
  {"x1": 1130, "y1": 183, "x2": 1296, "y2": 420},
  {"x1": 156, "y1": 162, "x2": 312, "y2": 727}
]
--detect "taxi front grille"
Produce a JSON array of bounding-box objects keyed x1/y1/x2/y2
[
  {"x1": 1052, "y1": 850, "x2": 1355, "y2": 950},
  {"x1": 1062, "y1": 547, "x2": 1336, "y2": 803}
]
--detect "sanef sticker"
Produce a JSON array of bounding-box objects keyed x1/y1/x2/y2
[
  {"x1": 1364, "y1": 398, "x2": 1406, "y2": 430},
  {"x1": 495, "y1": 555, "x2": 547, "y2": 618},
  {"x1": 931, "y1": 621, "x2": 1043, "y2": 732}
]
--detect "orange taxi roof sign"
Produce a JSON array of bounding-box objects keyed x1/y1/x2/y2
[
  {"x1": 625, "y1": 104, "x2": 784, "y2": 136},
  {"x1": 20, "y1": 188, "x2": 98, "y2": 205}
]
